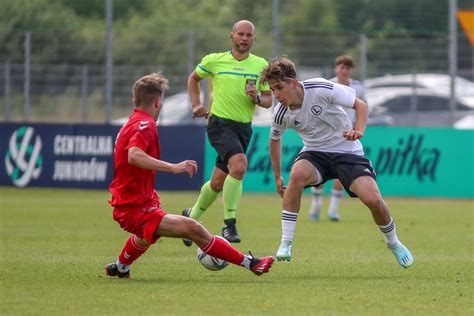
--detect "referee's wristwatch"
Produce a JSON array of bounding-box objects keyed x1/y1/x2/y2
[{"x1": 256, "y1": 94, "x2": 261, "y2": 105}]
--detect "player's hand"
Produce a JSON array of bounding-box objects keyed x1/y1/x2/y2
[
  {"x1": 275, "y1": 176, "x2": 286, "y2": 198},
  {"x1": 192, "y1": 104, "x2": 209, "y2": 118},
  {"x1": 171, "y1": 160, "x2": 198, "y2": 177},
  {"x1": 342, "y1": 129, "x2": 364, "y2": 141}
]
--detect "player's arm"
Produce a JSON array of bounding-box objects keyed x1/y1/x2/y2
[
  {"x1": 269, "y1": 138, "x2": 285, "y2": 197},
  {"x1": 331, "y1": 83, "x2": 367, "y2": 141},
  {"x1": 128, "y1": 146, "x2": 197, "y2": 177},
  {"x1": 257, "y1": 91, "x2": 273, "y2": 109},
  {"x1": 187, "y1": 71, "x2": 209, "y2": 118},
  {"x1": 343, "y1": 98, "x2": 368, "y2": 141}
]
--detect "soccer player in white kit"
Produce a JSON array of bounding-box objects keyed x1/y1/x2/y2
[
  {"x1": 261, "y1": 57, "x2": 413, "y2": 268},
  {"x1": 309, "y1": 55, "x2": 367, "y2": 221}
]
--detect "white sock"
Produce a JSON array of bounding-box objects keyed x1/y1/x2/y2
[
  {"x1": 115, "y1": 259, "x2": 130, "y2": 273},
  {"x1": 378, "y1": 218, "x2": 400, "y2": 246},
  {"x1": 310, "y1": 187, "x2": 323, "y2": 214},
  {"x1": 240, "y1": 255, "x2": 253, "y2": 270},
  {"x1": 328, "y1": 189, "x2": 343, "y2": 214},
  {"x1": 281, "y1": 210, "x2": 298, "y2": 243}
]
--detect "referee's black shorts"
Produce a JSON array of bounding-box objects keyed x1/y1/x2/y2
[
  {"x1": 206, "y1": 115, "x2": 252, "y2": 173},
  {"x1": 295, "y1": 151, "x2": 377, "y2": 197}
]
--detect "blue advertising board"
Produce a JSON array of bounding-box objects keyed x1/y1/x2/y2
[{"x1": 0, "y1": 123, "x2": 205, "y2": 190}]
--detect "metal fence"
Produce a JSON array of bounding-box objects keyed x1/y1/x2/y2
[{"x1": 1, "y1": 29, "x2": 473, "y2": 126}]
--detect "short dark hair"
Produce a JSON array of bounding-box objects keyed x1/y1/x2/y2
[
  {"x1": 260, "y1": 56, "x2": 297, "y2": 84},
  {"x1": 132, "y1": 73, "x2": 169, "y2": 107},
  {"x1": 335, "y1": 55, "x2": 354, "y2": 68}
]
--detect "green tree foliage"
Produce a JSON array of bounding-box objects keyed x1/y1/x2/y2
[
  {"x1": 57, "y1": 0, "x2": 148, "y2": 20},
  {"x1": 0, "y1": 0, "x2": 82, "y2": 63},
  {"x1": 333, "y1": 0, "x2": 448, "y2": 34},
  {"x1": 280, "y1": 0, "x2": 348, "y2": 68},
  {"x1": 0, "y1": 0, "x2": 467, "y2": 74}
]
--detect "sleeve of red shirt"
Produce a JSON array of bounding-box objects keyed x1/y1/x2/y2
[{"x1": 125, "y1": 120, "x2": 153, "y2": 153}]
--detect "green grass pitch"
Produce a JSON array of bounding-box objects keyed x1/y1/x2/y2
[{"x1": 0, "y1": 187, "x2": 472, "y2": 315}]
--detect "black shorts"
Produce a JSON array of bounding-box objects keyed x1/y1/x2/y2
[
  {"x1": 295, "y1": 151, "x2": 376, "y2": 197},
  {"x1": 206, "y1": 115, "x2": 252, "y2": 173}
]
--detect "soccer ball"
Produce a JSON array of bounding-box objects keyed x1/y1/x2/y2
[{"x1": 196, "y1": 236, "x2": 230, "y2": 271}]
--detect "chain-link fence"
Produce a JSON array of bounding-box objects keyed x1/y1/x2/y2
[{"x1": 1, "y1": 28, "x2": 473, "y2": 126}]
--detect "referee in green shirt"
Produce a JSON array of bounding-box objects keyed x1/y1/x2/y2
[{"x1": 182, "y1": 20, "x2": 272, "y2": 245}]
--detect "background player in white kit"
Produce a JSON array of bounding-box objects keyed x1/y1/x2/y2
[
  {"x1": 261, "y1": 57, "x2": 413, "y2": 269},
  {"x1": 309, "y1": 55, "x2": 367, "y2": 222}
]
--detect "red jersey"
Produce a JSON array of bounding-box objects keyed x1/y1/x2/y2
[{"x1": 109, "y1": 109, "x2": 161, "y2": 208}]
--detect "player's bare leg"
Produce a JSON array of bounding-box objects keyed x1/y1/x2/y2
[
  {"x1": 209, "y1": 167, "x2": 227, "y2": 191},
  {"x1": 351, "y1": 176, "x2": 413, "y2": 268},
  {"x1": 277, "y1": 160, "x2": 318, "y2": 261},
  {"x1": 159, "y1": 214, "x2": 274, "y2": 275}
]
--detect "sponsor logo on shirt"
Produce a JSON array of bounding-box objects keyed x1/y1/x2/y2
[{"x1": 138, "y1": 120, "x2": 149, "y2": 130}]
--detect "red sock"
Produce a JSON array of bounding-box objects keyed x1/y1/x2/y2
[
  {"x1": 201, "y1": 236, "x2": 245, "y2": 266},
  {"x1": 118, "y1": 235, "x2": 149, "y2": 265}
]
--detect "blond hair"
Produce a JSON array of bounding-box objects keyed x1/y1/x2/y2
[{"x1": 133, "y1": 73, "x2": 169, "y2": 107}]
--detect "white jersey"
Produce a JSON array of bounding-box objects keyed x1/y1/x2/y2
[
  {"x1": 329, "y1": 77, "x2": 366, "y2": 125},
  {"x1": 270, "y1": 78, "x2": 364, "y2": 155}
]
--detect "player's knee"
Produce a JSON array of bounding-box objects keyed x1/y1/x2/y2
[
  {"x1": 365, "y1": 195, "x2": 386, "y2": 212},
  {"x1": 228, "y1": 160, "x2": 247, "y2": 179},
  {"x1": 186, "y1": 220, "x2": 212, "y2": 246},
  {"x1": 210, "y1": 178, "x2": 223, "y2": 192},
  {"x1": 289, "y1": 169, "x2": 307, "y2": 188},
  {"x1": 185, "y1": 219, "x2": 207, "y2": 239}
]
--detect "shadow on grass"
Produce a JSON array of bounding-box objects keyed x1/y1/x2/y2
[{"x1": 100, "y1": 272, "x2": 411, "y2": 285}]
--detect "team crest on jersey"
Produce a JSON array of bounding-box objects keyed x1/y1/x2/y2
[
  {"x1": 138, "y1": 120, "x2": 149, "y2": 130},
  {"x1": 310, "y1": 105, "x2": 322, "y2": 116},
  {"x1": 272, "y1": 129, "x2": 281, "y2": 137}
]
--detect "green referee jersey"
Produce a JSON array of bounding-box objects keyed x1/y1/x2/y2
[{"x1": 195, "y1": 51, "x2": 270, "y2": 123}]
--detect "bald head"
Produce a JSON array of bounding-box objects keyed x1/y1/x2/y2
[
  {"x1": 230, "y1": 20, "x2": 257, "y2": 56},
  {"x1": 232, "y1": 20, "x2": 255, "y2": 33}
]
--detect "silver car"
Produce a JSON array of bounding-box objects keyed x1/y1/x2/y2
[{"x1": 364, "y1": 74, "x2": 474, "y2": 127}]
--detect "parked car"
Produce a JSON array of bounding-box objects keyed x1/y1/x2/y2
[
  {"x1": 112, "y1": 90, "x2": 203, "y2": 126},
  {"x1": 113, "y1": 90, "x2": 393, "y2": 126},
  {"x1": 454, "y1": 114, "x2": 474, "y2": 129},
  {"x1": 364, "y1": 74, "x2": 474, "y2": 127}
]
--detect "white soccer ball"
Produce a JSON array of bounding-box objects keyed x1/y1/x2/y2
[{"x1": 196, "y1": 236, "x2": 230, "y2": 271}]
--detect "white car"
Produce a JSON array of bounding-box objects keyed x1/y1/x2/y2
[
  {"x1": 112, "y1": 90, "x2": 203, "y2": 126},
  {"x1": 364, "y1": 74, "x2": 474, "y2": 127}
]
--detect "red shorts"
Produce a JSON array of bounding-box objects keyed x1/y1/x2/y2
[{"x1": 113, "y1": 202, "x2": 168, "y2": 244}]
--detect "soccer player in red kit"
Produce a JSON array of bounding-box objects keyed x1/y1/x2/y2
[{"x1": 105, "y1": 73, "x2": 274, "y2": 278}]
